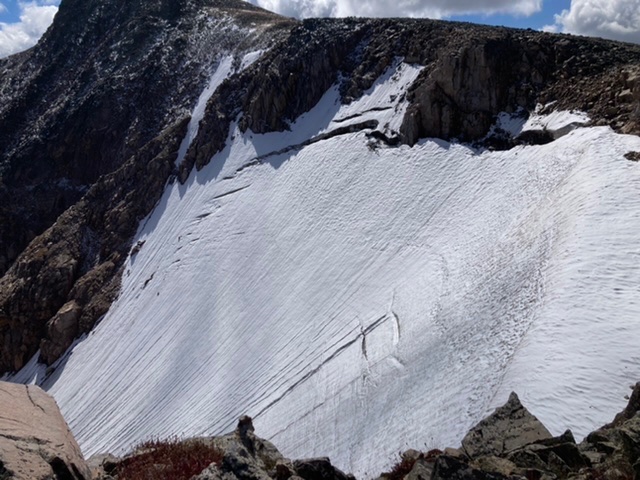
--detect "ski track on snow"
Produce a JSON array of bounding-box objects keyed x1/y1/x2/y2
[{"x1": 10, "y1": 60, "x2": 640, "y2": 478}]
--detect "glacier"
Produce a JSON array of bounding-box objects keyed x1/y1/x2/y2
[{"x1": 11, "y1": 59, "x2": 640, "y2": 477}]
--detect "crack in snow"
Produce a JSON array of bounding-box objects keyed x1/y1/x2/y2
[{"x1": 211, "y1": 184, "x2": 252, "y2": 200}]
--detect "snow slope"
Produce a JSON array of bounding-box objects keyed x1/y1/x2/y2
[{"x1": 13, "y1": 60, "x2": 640, "y2": 477}]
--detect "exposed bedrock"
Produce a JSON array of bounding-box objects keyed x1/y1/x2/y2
[{"x1": 0, "y1": 381, "x2": 91, "y2": 479}]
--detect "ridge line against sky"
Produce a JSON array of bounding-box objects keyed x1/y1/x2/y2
[{"x1": 0, "y1": 1, "x2": 639, "y2": 59}]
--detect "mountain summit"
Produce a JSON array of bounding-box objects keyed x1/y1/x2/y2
[{"x1": 1, "y1": 0, "x2": 640, "y2": 475}]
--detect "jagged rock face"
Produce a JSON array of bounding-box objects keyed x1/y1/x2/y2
[
  {"x1": 402, "y1": 30, "x2": 640, "y2": 144},
  {"x1": 0, "y1": 381, "x2": 90, "y2": 479},
  {"x1": 1, "y1": 0, "x2": 640, "y2": 376}
]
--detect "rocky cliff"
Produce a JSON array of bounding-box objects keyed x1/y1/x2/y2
[{"x1": 0, "y1": 0, "x2": 639, "y2": 377}]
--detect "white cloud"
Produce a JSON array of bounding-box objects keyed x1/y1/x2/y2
[
  {"x1": 248, "y1": 0, "x2": 542, "y2": 19},
  {"x1": 547, "y1": 0, "x2": 640, "y2": 44},
  {"x1": 0, "y1": 1, "x2": 59, "y2": 58},
  {"x1": 0, "y1": 3, "x2": 7, "y2": 14}
]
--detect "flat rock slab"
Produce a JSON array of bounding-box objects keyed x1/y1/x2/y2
[
  {"x1": 0, "y1": 381, "x2": 90, "y2": 479},
  {"x1": 462, "y1": 392, "x2": 552, "y2": 459}
]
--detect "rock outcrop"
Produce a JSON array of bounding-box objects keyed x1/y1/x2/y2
[
  {"x1": 0, "y1": 381, "x2": 90, "y2": 479},
  {"x1": 91, "y1": 416, "x2": 351, "y2": 480},
  {"x1": 382, "y1": 384, "x2": 640, "y2": 480},
  {"x1": 461, "y1": 392, "x2": 553, "y2": 459}
]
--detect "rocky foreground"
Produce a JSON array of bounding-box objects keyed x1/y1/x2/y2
[{"x1": 1, "y1": 381, "x2": 638, "y2": 480}]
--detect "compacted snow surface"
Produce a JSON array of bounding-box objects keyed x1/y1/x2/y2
[{"x1": 13, "y1": 60, "x2": 640, "y2": 477}]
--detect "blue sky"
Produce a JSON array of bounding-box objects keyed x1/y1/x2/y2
[
  {"x1": 449, "y1": 1, "x2": 571, "y2": 30},
  {"x1": 0, "y1": 0, "x2": 58, "y2": 23},
  {"x1": 1, "y1": 0, "x2": 639, "y2": 58}
]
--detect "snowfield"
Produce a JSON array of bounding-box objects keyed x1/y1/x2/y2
[{"x1": 12, "y1": 59, "x2": 640, "y2": 477}]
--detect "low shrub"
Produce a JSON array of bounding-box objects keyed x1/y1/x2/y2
[
  {"x1": 117, "y1": 437, "x2": 223, "y2": 480},
  {"x1": 382, "y1": 456, "x2": 418, "y2": 480}
]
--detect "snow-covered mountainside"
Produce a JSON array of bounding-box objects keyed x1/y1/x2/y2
[
  {"x1": 2, "y1": 1, "x2": 640, "y2": 477},
  {"x1": 11, "y1": 57, "x2": 640, "y2": 476}
]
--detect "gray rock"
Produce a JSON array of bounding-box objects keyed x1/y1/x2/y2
[
  {"x1": 443, "y1": 448, "x2": 466, "y2": 459},
  {"x1": 402, "y1": 450, "x2": 423, "y2": 464},
  {"x1": 619, "y1": 414, "x2": 640, "y2": 461},
  {"x1": 462, "y1": 392, "x2": 552, "y2": 459},
  {"x1": 471, "y1": 456, "x2": 518, "y2": 476},
  {"x1": 581, "y1": 451, "x2": 607, "y2": 466},
  {"x1": 432, "y1": 455, "x2": 507, "y2": 480},
  {"x1": 0, "y1": 381, "x2": 90, "y2": 479},
  {"x1": 506, "y1": 447, "x2": 550, "y2": 472},
  {"x1": 86, "y1": 452, "x2": 119, "y2": 478},
  {"x1": 275, "y1": 460, "x2": 296, "y2": 480},
  {"x1": 293, "y1": 457, "x2": 352, "y2": 480},
  {"x1": 404, "y1": 459, "x2": 434, "y2": 480},
  {"x1": 192, "y1": 463, "x2": 226, "y2": 480},
  {"x1": 608, "y1": 382, "x2": 640, "y2": 427}
]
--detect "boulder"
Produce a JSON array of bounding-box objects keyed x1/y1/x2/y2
[
  {"x1": 608, "y1": 383, "x2": 640, "y2": 428},
  {"x1": 462, "y1": 392, "x2": 552, "y2": 459},
  {"x1": 86, "y1": 453, "x2": 119, "y2": 479},
  {"x1": 293, "y1": 458, "x2": 352, "y2": 480},
  {"x1": 513, "y1": 430, "x2": 589, "y2": 470},
  {"x1": 431, "y1": 455, "x2": 507, "y2": 480},
  {"x1": 471, "y1": 456, "x2": 518, "y2": 476},
  {"x1": 40, "y1": 300, "x2": 83, "y2": 364},
  {"x1": 0, "y1": 381, "x2": 90, "y2": 479},
  {"x1": 404, "y1": 459, "x2": 435, "y2": 480},
  {"x1": 580, "y1": 388, "x2": 640, "y2": 475}
]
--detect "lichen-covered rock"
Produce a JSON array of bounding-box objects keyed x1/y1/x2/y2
[
  {"x1": 0, "y1": 381, "x2": 90, "y2": 479},
  {"x1": 471, "y1": 456, "x2": 518, "y2": 477},
  {"x1": 431, "y1": 455, "x2": 508, "y2": 480},
  {"x1": 462, "y1": 392, "x2": 552, "y2": 459}
]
